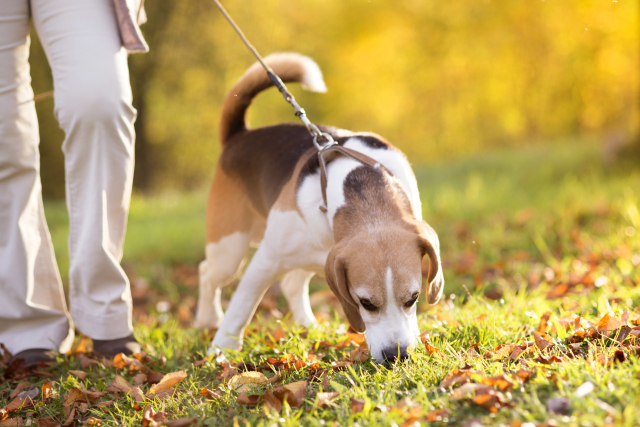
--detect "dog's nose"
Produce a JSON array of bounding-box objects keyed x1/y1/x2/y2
[{"x1": 381, "y1": 347, "x2": 409, "y2": 363}]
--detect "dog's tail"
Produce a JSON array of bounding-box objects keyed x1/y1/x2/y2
[{"x1": 219, "y1": 52, "x2": 327, "y2": 144}]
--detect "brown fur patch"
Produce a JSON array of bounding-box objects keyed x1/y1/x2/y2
[{"x1": 205, "y1": 166, "x2": 258, "y2": 244}]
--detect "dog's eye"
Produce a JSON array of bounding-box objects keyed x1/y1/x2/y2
[
  {"x1": 404, "y1": 293, "x2": 419, "y2": 308},
  {"x1": 359, "y1": 298, "x2": 377, "y2": 312}
]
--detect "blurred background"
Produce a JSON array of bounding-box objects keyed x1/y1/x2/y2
[{"x1": 30, "y1": 0, "x2": 640, "y2": 324}]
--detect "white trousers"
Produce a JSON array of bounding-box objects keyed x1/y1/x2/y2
[{"x1": 0, "y1": 0, "x2": 136, "y2": 354}]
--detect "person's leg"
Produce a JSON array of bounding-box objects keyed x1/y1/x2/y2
[
  {"x1": 31, "y1": 0, "x2": 138, "y2": 352},
  {"x1": 0, "y1": 1, "x2": 74, "y2": 357}
]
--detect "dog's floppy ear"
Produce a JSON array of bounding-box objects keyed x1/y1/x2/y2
[
  {"x1": 325, "y1": 244, "x2": 365, "y2": 332},
  {"x1": 418, "y1": 222, "x2": 444, "y2": 304}
]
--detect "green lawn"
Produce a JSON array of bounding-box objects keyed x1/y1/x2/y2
[{"x1": 2, "y1": 139, "x2": 640, "y2": 427}]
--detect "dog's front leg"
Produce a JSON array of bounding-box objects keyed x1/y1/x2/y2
[{"x1": 212, "y1": 246, "x2": 282, "y2": 352}]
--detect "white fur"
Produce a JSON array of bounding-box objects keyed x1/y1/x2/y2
[
  {"x1": 194, "y1": 232, "x2": 250, "y2": 329},
  {"x1": 354, "y1": 267, "x2": 421, "y2": 362},
  {"x1": 280, "y1": 269, "x2": 316, "y2": 326},
  {"x1": 210, "y1": 137, "x2": 426, "y2": 362}
]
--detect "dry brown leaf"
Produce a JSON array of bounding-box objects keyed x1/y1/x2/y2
[
  {"x1": 63, "y1": 407, "x2": 75, "y2": 426},
  {"x1": 148, "y1": 371, "x2": 187, "y2": 395},
  {"x1": 472, "y1": 389, "x2": 506, "y2": 413},
  {"x1": 36, "y1": 416, "x2": 58, "y2": 427},
  {"x1": 350, "y1": 398, "x2": 365, "y2": 413},
  {"x1": 161, "y1": 419, "x2": 197, "y2": 427},
  {"x1": 349, "y1": 343, "x2": 370, "y2": 363},
  {"x1": 316, "y1": 391, "x2": 340, "y2": 408},
  {"x1": 113, "y1": 353, "x2": 145, "y2": 371},
  {"x1": 148, "y1": 387, "x2": 176, "y2": 401},
  {"x1": 71, "y1": 338, "x2": 91, "y2": 355},
  {"x1": 145, "y1": 372, "x2": 164, "y2": 384},
  {"x1": 63, "y1": 388, "x2": 86, "y2": 406},
  {"x1": 598, "y1": 312, "x2": 622, "y2": 332},
  {"x1": 532, "y1": 331, "x2": 554, "y2": 351},
  {"x1": 228, "y1": 372, "x2": 268, "y2": 394},
  {"x1": 131, "y1": 373, "x2": 147, "y2": 385},
  {"x1": 95, "y1": 400, "x2": 114, "y2": 408},
  {"x1": 440, "y1": 366, "x2": 482, "y2": 388},
  {"x1": 347, "y1": 332, "x2": 365, "y2": 345},
  {"x1": 79, "y1": 356, "x2": 99, "y2": 369},
  {"x1": 68, "y1": 370, "x2": 87, "y2": 381},
  {"x1": 0, "y1": 417, "x2": 23, "y2": 427},
  {"x1": 85, "y1": 417, "x2": 101, "y2": 426},
  {"x1": 424, "y1": 408, "x2": 447, "y2": 422},
  {"x1": 479, "y1": 375, "x2": 514, "y2": 391},
  {"x1": 199, "y1": 388, "x2": 223, "y2": 401},
  {"x1": 9, "y1": 384, "x2": 30, "y2": 400},
  {"x1": 273, "y1": 381, "x2": 307, "y2": 407},
  {"x1": 236, "y1": 392, "x2": 260, "y2": 405},
  {"x1": 110, "y1": 374, "x2": 133, "y2": 393},
  {"x1": 538, "y1": 311, "x2": 552, "y2": 333},
  {"x1": 451, "y1": 383, "x2": 493, "y2": 400},
  {"x1": 130, "y1": 386, "x2": 145, "y2": 403},
  {"x1": 41, "y1": 381, "x2": 52, "y2": 401},
  {"x1": 142, "y1": 406, "x2": 158, "y2": 427},
  {"x1": 262, "y1": 390, "x2": 282, "y2": 412}
]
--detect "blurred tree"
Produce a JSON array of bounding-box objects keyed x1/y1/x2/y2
[{"x1": 31, "y1": 0, "x2": 639, "y2": 198}]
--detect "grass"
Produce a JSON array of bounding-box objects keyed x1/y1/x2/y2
[{"x1": 2, "y1": 138, "x2": 640, "y2": 427}]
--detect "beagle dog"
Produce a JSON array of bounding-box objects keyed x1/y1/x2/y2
[{"x1": 195, "y1": 53, "x2": 444, "y2": 363}]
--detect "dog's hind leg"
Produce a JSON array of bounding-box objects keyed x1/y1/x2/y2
[
  {"x1": 280, "y1": 269, "x2": 316, "y2": 327},
  {"x1": 195, "y1": 168, "x2": 255, "y2": 329}
]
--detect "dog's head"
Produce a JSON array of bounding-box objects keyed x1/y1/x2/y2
[{"x1": 325, "y1": 220, "x2": 443, "y2": 364}]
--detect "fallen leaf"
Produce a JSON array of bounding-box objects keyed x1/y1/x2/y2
[
  {"x1": 228, "y1": 372, "x2": 268, "y2": 394},
  {"x1": 9, "y1": 384, "x2": 30, "y2": 400},
  {"x1": 36, "y1": 416, "x2": 58, "y2": 427},
  {"x1": 131, "y1": 373, "x2": 147, "y2": 385},
  {"x1": 349, "y1": 343, "x2": 369, "y2": 363},
  {"x1": 4, "y1": 397, "x2": 34, "y2": 413},
  {"x1": 272, "y1": 381, "x2": 307, "y2": 407},
  {"x1": 148, "y1": 388, "x2": 176, "y2": 401},
  {"x1": 110, "y1": 375, "x2": 133, "y2": 393},
  {"x1": 538, "y1": 311, "x2": 552, "y2": 333},
  {"x1": 146, "y1": 372, "x2": 164, "y2": 384},
  {"x1": 316, "y1": 391, "x2": 339, "y2": 408},
  {"x1": 424, "y1": 408, "x2": 447, "y2": 421},
  {"x1": 142, "y1": 406, "x2": 158, "y2": 427},
  {"x1": 532, "y1": 332, "x2": 554, "y2": 351},
  {"x1": 451, "y1": 383, "x2": 493, "y2": 400},
  {"x1": 113, "y1": 353, "x2": 145, "y2": 371},
  {"x1": 68, "y1": 370, "x2": 87, "y2": 381},
  {"x1": 199, "y1": 388, "x2": 223, "y2": 401},
  {"x1": 148, "y1": 371, "x2": 187, "y2": 395},
  {"x1": 161, "y1": 419, "x2": 197, "y2": 427},
  {"x1": 129, "y1": 386, "x2": 145, "y2": 403},
  {"x1": 79, "y1": 356, "x2": 99, "y2": 369},
  {"x1": 71, "y1": 338, "x2": 91, "y2": 354},
  {"x1": 479, "y1": 375, "x2": 514, "y2": 391},
  {"x1": 41, "y1": 381, "x2": 52, "y2": 401},
  {"x1": 85, "y1": 417, "x2": 101, "y2": 426},
  {"x1": 441, "y1": 366, "x2": 483, "y2": 388},
  {"x1": 236, "y1": 392, "x2": 260, "y2": 405},
  {"x1": 350, "y1": 398, "x2": 365, "y2": 413},
  {"x1": 63, "y1": 407, "x2": 75, "y2": 426},
  {"x1": 0, "y1": 417, "x2": 23, "y2": 427},
  {"x1": 95, "y1": 400, "x2": 114, "y2": 408},
  {"x1": 262, "y1": 390, "x2": 282, "y2": 412}
]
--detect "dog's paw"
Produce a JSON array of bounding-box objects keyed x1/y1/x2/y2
[{"x1": 207, "y1": 346, "x2": 228, "y2": 365}]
